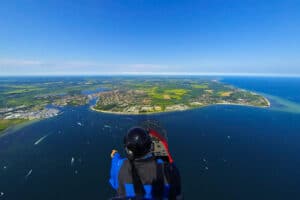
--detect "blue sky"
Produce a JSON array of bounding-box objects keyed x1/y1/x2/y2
[{"x1": 0, "y1": 0, "x2": 300, "y2": 76}]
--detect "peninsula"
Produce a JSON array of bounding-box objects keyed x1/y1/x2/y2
[{"x1": 92, "y1": 78, "x2": 270, "y2": 114}]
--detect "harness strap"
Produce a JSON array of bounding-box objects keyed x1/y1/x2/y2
[
  {"x1": 151, "y1": 159, "x2": 167, "y2": 199},
  {"x1": 129, "y1": 160, "x2": 145, "y2": 197}
]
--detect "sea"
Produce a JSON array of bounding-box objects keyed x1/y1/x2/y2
[{"x1": 0, "y1": 76, "x2": 300, "y2": 200}]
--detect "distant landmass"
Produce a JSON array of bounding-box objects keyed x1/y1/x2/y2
[
  {"x1": 92, "y1": 79, "x2": 270, "y2": 114},
  {"x1": 0, "y1": 77, "x2": 270, "y2": 133}
]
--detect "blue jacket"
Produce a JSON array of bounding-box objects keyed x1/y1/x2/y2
[{"x1": 109, "y1": 153, "x2": 182, "y2": 199}]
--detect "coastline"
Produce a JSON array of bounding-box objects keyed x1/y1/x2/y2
[
  {"x1": 90, "y1": 97, "x2": 271, "y2": 116},
  {"x1": 0, "y1": 110, "x2": 62, "y2": 137},
  {"x1": 0, "y1": 119, "x2": 41, "y2": 138},
  {"x1": 262, "y1": 93, "x2": 300, "y2": 113}
]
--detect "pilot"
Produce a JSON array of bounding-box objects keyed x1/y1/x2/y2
[{"x1": 109, "y1": 127, "x2": 183, "y2": 200}]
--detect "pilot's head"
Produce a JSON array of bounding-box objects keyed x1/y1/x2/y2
[{"x1": 123, "y1": 127, "x2": 152, "y2": 160}]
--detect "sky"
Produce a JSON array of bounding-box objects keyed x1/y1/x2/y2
[{"x1": 0, "y1": 0, "x2": 300, "y2": 76}]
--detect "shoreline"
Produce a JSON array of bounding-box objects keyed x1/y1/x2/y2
[
  {"x1": 0, "y1": 96, "x2": 271, "y2": 134},
  {"x1": 0, "y1": 110, "x2": 62, "y2": 137},
  {"x1": 0, "y1": 119, "x2": 41, "y2": 138},
  {"x1": 90, "y1": 98, "x2": 271, "y2": 115}
]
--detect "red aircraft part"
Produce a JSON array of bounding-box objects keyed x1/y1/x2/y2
[{"x1": 149, "y1": 129, "x2": 174, "y2": 163}]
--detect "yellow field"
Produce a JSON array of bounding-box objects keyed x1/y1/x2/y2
[
  {"x1": 147, "y1": 87, "x2": 188, "y2": 100},
  {"x1": 204, "y1": 89, "x2": 213, "y2": 94},
  {"x1": 218, "y1": 91, "x2": 233, "y2": 97},
  {"x1": 191, "y1": 84, "x2": 208, "y2": 89}
]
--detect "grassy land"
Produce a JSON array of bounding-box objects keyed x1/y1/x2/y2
[
  {"x1": 0, "y1": 78, "x2": 108, "y2": 108},
  {"x1": 0, "y1": 119, "x2": 29, "y2": 133},
  {"x1": 147, "y1": 87, "x2": 188, "y2": 100}
]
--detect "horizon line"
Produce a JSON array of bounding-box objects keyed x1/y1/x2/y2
[{"x1": 1, "y1": 72, "x2": 300, "y2": 77}]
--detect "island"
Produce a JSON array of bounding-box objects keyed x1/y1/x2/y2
[{"x1": 0, "y1": 77, "x2": 270, "y2": 133}]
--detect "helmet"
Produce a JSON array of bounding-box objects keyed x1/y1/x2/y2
[{"x1": 124, "y1": 127, "x2": 152, "y2": 160}]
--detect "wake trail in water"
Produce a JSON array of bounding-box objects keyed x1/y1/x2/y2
[
  {"x1": 34, "y1": 135, "x2": 48, "y2": 145},
  {"x1": 25, "y1": 169, "x2": 33, "y2": 179}
]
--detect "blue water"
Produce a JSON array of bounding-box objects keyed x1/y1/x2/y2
[
  {"x1": 222, "y1": 77, "x2": 300, "y2": 103},
  {"x1": 0, "y1": 77, "x2": 300, "y2": 200}
]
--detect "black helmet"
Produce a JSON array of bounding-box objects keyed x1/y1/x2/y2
[{"x1": 124, "y1": 127, "x2": 152, "y2": 160}]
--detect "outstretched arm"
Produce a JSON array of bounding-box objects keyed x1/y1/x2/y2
[{"x1": 109, "y1": 150, "x2": 125, "y2": 190}]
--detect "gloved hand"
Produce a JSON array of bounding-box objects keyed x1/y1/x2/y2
[{"x1": 111, "y1": 149, "x2": 118, "y2": 158}]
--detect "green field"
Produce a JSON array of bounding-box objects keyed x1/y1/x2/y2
[
  {"x1": 0, "y1": 119, "x2": 29, "y2": 133},
  {"x1": 0, "y1": 79, "x2": 107, "y2": 108}
]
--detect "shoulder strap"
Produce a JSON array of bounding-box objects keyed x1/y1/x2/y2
[
  {"x1": 156, "y1": 159, "x2": 166, "y2": 184},
  {"x1": 164, "y1": 163, "x2": 182, "y2": 199},
  {"x1": 129, "y1": 160, "x2": 145, "y2": 197},
  {"x1": 151, "y1": 159, "x2": 166, "y2": 198}
]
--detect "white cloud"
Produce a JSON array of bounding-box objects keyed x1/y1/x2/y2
[
  {"x1": 0, "y1": 58, "x2": 172, "y2": 75},
  {"x1": 1, "y1": 58, "x2": 299, "y2": 76},
  {"x1": 0, "y1": 59, "x2": 43, "y2": 66}
]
